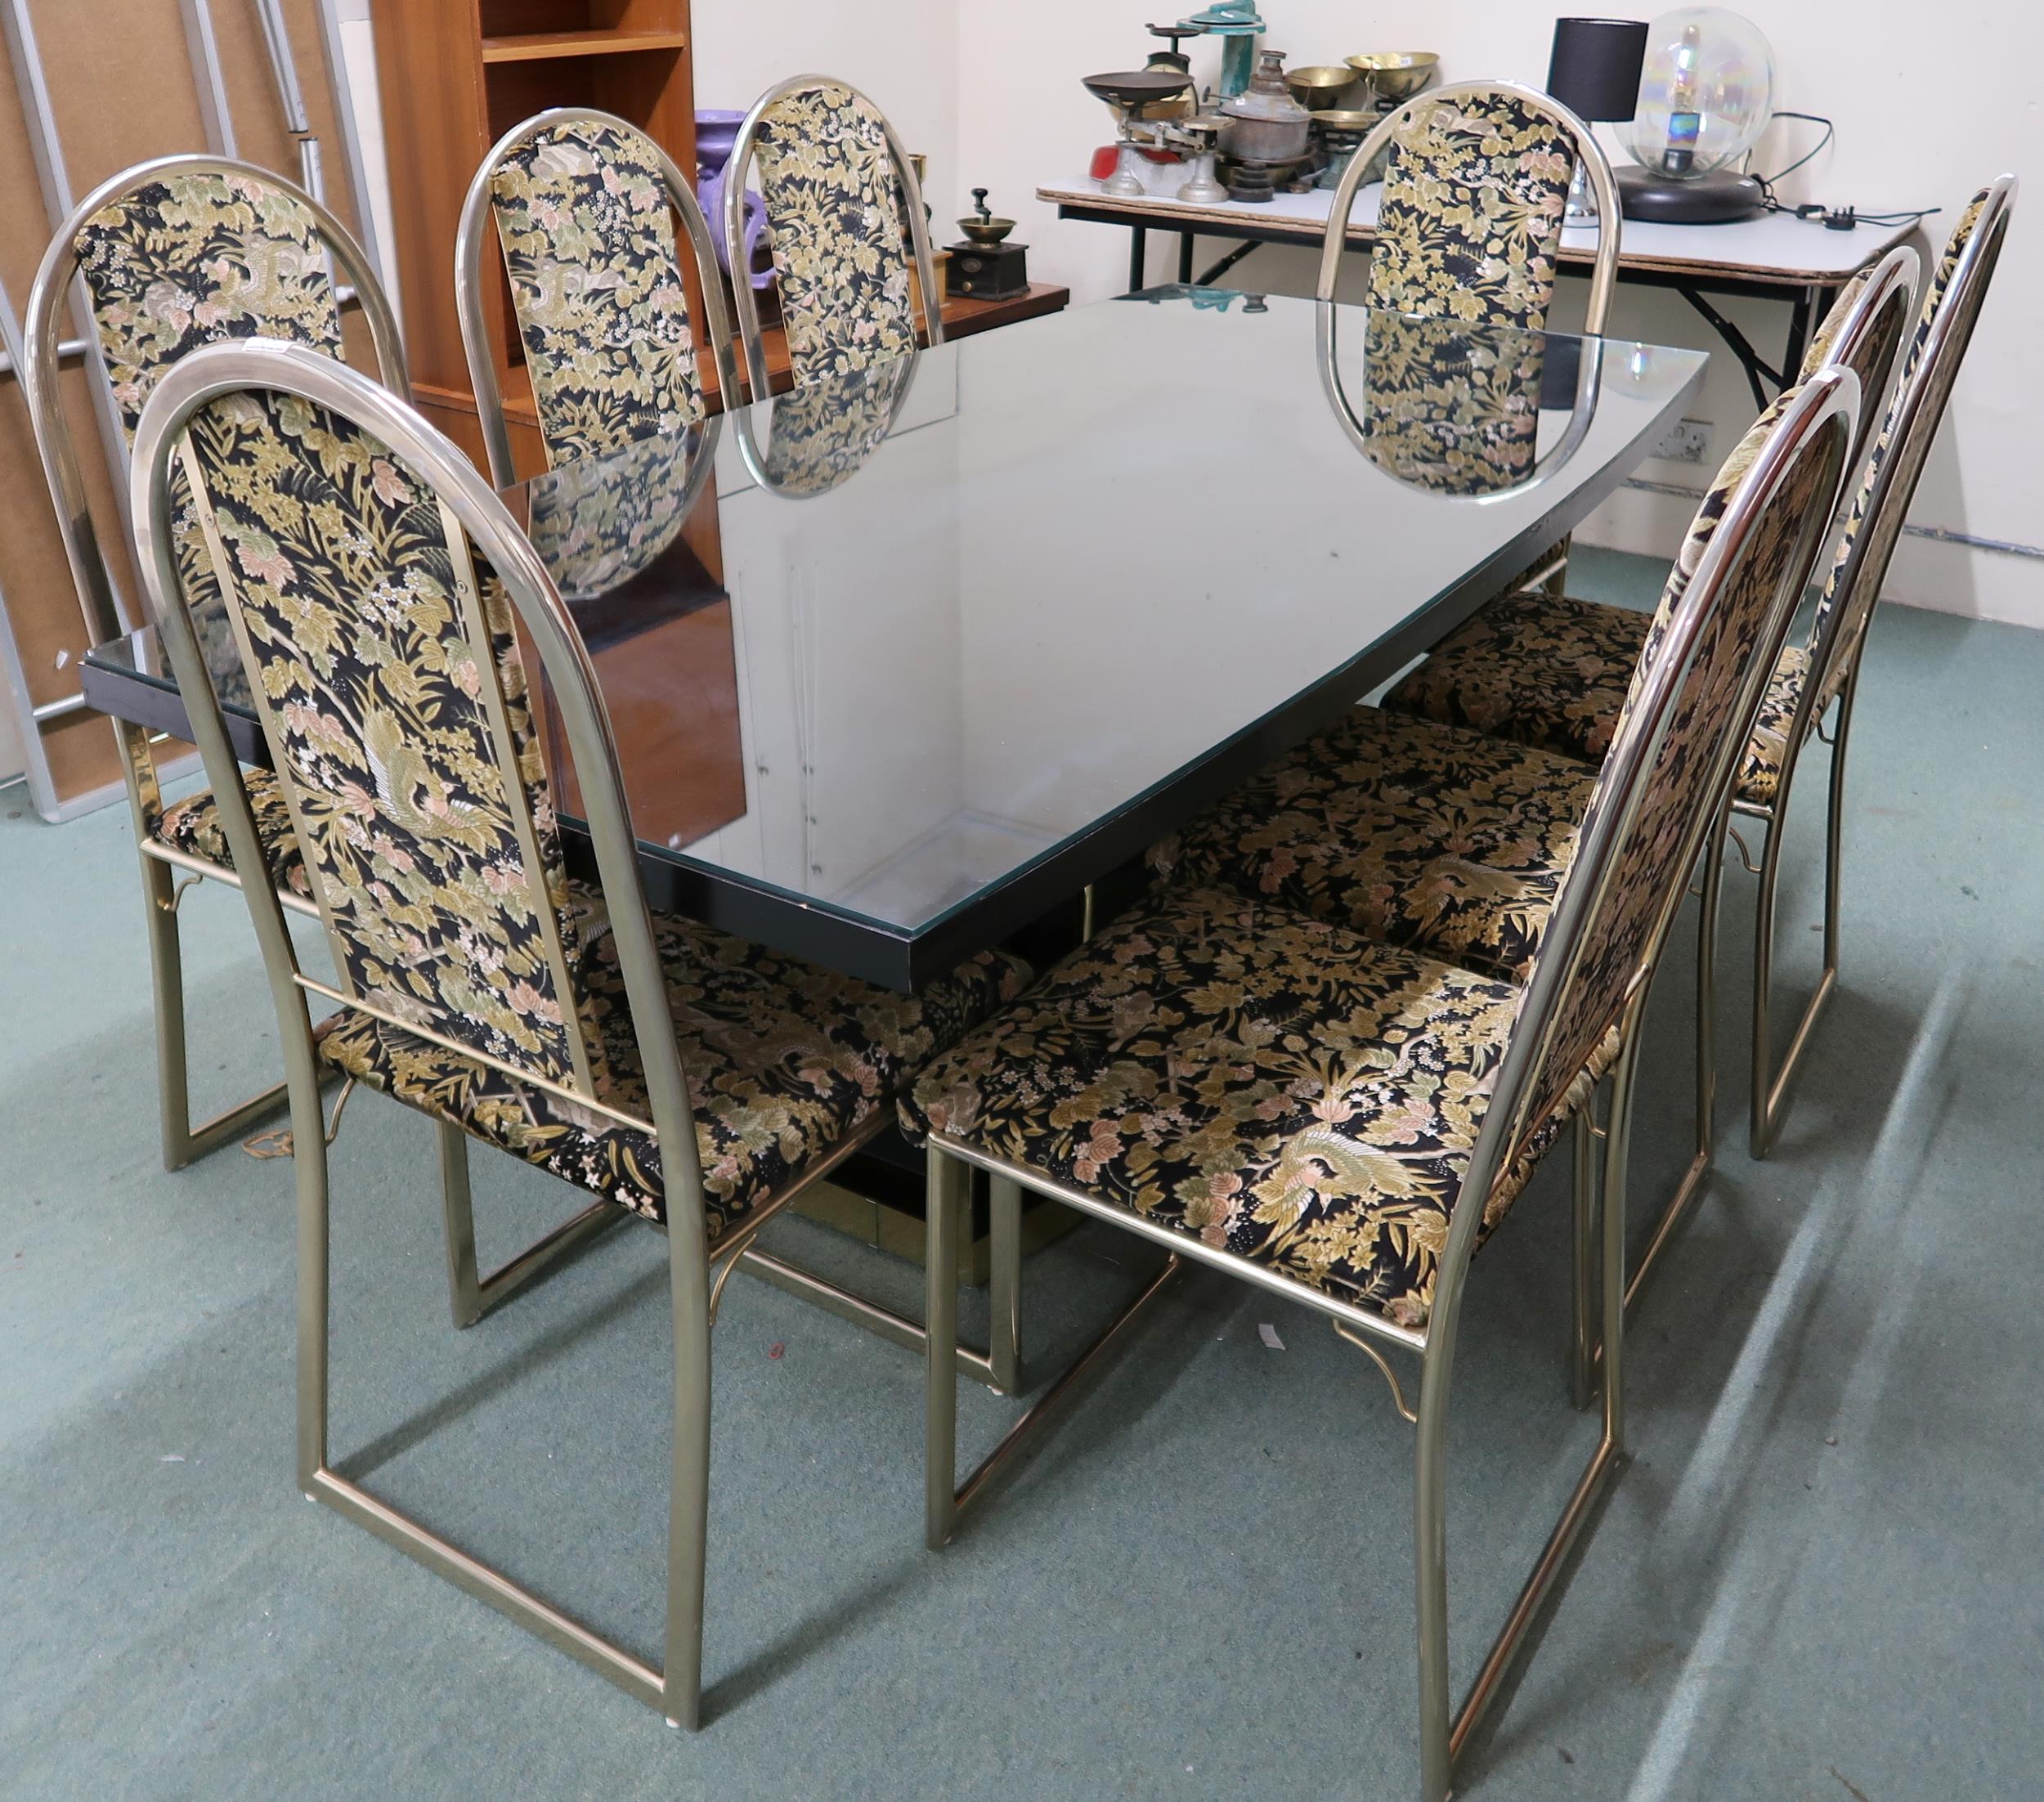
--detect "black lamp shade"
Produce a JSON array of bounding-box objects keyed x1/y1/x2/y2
[{"x1": 1546, "y1": 17, "x2": 1649, "y2": 123}]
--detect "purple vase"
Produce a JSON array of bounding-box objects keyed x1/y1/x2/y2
[{"x1": 697, "y1": 108, "x2": 774, "y2": 291}]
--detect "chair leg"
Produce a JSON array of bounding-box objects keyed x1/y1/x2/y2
[
  {"x1": 1620, "y1": 806, "x2": 1728, "y2": 1320},
  {"x1": 1570, "y1": 1103, "x2": 1599, "y2": 1410},
  {"x1": 144, "y1": 855, "x2": 290, "y2": 1170},
  {"x1": 985, "y1": 1174, "x2": 1023, "y2": 1396},
  {"x1": 437, "y1": 1118, "x2": 626, "y2": 1329},
  {"x1": 925, "y1": 1150, "x2": 966, "y2": 1551},
  {"x1": 661, "y1": 1208, "x2": 715, "y2": 1731},
  {"x1": 1434, "y1": 1017, "x2": 1641, "y2": 1795},
  {"x1": 1750, "y1": 694, "x2": 1849, "y2": 1158}
]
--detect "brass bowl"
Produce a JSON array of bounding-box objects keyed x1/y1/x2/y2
[
  {"x1": 1083, "y1": 69, "x2": 1194, "y2": 111},
  {"x1": 957, "y1": 216, "x2": 1015, "y2": 246},
  {"x1": 1346, "y1": 52, "x2": 1440, "y2": 101},
  {"x1": 1311, "y1": 108, "x2": 1378, "y2": 132},
  {"x1": 1286, "y1": 65, "x2": 1357, "y2": 110}
]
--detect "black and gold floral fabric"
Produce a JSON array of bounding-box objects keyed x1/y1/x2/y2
[
  {"x1": 156, "y1": 769, "x2": 310, "y2": 899},
  {"x1": 76, "y1": 168, "x2": 350, "y2": 781},
  {"x1": 78, "y1": 170, "x2": 344, "y2": 437},
  {"x1": 179, "y1": 388, "x2": 606, "y2": 1091},
  {"x1": 1381, "y1": 258, "x2": 1907, "y2": 808},
  {"x1": 488, "y1": 116, "x2": 706, "y2": 467},
  {"x1": 320, "y1": 890, "x2": 1030, "y2": 1236},
  {"x1": 1365, "y1": 92, "x2": 1575, "y2": 332},
  {"x1": 749, "y1": 83, "x2": 921, "y2": 388},
  {"x1": 1349, "y1": 312, "x2": 1544, "y2": 496},
  {"x1": 1381, "y1": 593, "x2": 1813, "y2": 808},
  {"x1": 1522, "y1": 392, "x2": 1840, "y2": 1132},
  {"x1": 1150, "y1": 709, "x2": 1593, "y2": 983},
  {"x1": 901, "y1": 885, "x2": 1603, "y2": 1330}
]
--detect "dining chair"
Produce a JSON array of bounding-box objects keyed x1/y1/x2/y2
[
  {"x1": 1385, "y1": 184, "x2": 2015, "y2": 1159},
  {"x1": 1317, "y1": 78, "x2": 1623, "y2": 600},
  {"x1": 128, "y1": 335, "x2": 1031, "y2": 1727},
  {"x1": 456, "y1": 107, "x2": 743, "y2": 490},
  {"x1": 1154, "y1": 258, "x2": 1919, "y2": 1355},
  {"x1": 719, "y1": 75, "x2": 944, "y2": 401},
  {"x1": 912, "y1": 365, "x2": 1858, "y2": 1802},
  {"x1": 20, "y1": 154, "x2": 406, "y2": 1172}
]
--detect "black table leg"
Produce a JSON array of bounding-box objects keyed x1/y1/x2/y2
[
  {"x1": 1179, "y1": 230, "x2": 1195, "y2": 283},
  {"x1": 1784, "y1": 282, "x2": 1823, "y2": 380},
  {"x1": 1676, "y1": 282, "x2": 1780, "y2": 412},
  {"x1": 1128, "y1": 224, "x2": 1148, "y2": 294}
]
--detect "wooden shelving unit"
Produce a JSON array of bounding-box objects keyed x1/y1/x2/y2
[{"x1": 370, "y1": 0, "x2": 699, "y2": 474}]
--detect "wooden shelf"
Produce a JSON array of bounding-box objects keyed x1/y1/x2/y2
[{"x1": 481, "y1": 28, "x2": 687, "y2": 63}]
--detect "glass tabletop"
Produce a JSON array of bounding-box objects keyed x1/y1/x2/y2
[{"x1": 87, "y1": 289, "x2": 1706, "y2": 986}]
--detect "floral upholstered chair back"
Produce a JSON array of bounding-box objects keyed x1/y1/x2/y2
[
  {"x1": 174, "y1": 385, "x2": 611, "y2": 1098},
  {"x1": 750, "y1": 354, "x2": 917, "y2": 497},
  {"x1": 483, "y1": 114, "x2": 709, "y2": 471},
  {"x1": 734, "y1": 78, "x2": 935, "y2": 392},
  {"x1": 1803, "y1": 180, "x2": 2014, "y2": 703},
  {"x1": 1511, "y1": 375, "x2": 1855, "y2": 1144},
  {"x1": 29, "y1": 157, "x2": 403, "y2": 811},
  {"x1": 1365, "y1": 88, "x2": 1580, "y2": 334}
]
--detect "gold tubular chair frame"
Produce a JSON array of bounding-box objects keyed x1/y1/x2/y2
[
  {"x1": 1315, "y1": 80, "x2": 1622, "y2": 337},
  {"x1": 1731, "y1": 177, "x2": 2015, "y2": 1160},
  {"x1": 1616, "y1": 241, "x2": 1922, "y2": 1335},
  {"x1": 21, "y1": 153, "x2": 407, "y2": 1172},
  {"x1": 719, "y1": 74, "x2": 946, "y2": 405},
  {"x1": 455, "y1": 105, "x2": 745, "y2": 492},
  {"x1": 926, "y1": 369, "x2": 1859, "y2": 1802},
  {"x1": 129, "y1": 334, "x2": 959, "y2": 1728}
]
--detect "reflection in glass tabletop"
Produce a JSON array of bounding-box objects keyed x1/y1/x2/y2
[{"x1": 86, "y1": 289, "x2": 1706, "y2": 988}]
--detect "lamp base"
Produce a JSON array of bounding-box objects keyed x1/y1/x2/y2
[{"x1": 1617, "y1": 166, "x2": 1765, "y2": 224}]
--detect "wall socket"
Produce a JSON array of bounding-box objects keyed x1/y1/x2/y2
[{"x1": 1652, "y1": 418, "x2": 1712, "y2": 464}]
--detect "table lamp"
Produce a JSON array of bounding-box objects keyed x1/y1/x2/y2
[
  {"x1": 1616, "y1": 7, "x2": 1774, "y2": 222},
  {"x1": 1546, "y1": 17, "x2": 1650, "y2": 219}
]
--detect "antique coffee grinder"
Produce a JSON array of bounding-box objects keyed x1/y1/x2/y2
[{"x1": 947, "y1": 190, "x2": 1030, "y2": 299}]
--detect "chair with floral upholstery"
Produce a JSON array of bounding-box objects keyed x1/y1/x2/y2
[
  {"x1": 1317, "y1": 78, "x2": 1623, "y2": 600},
  {"x1": 457, "y1": 107, "x2": 743, "y2": 489},
  {"x1": 720, "y1": 75, "x2": 944, "y2": 401},
  {"x1": 21, "y1": 154, "x2": 406, "y2": 1172},
  {"x1": 1386, "y1": 182, "x2": 2015, "y2": 1159},
  {"x1": 128, "y1": 335, "x2": 1031, "y2": 1730},
  {"x1": 911, "y1": 363, "x2": 1858, "y2": 1802},
  {"x1": 1152, "y1": 258, "x2": 1921, "y2": 1346}
]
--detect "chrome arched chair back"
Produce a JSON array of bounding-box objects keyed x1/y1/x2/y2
[
  {"x1": 1738, "y1": 178, "x2": 2015, "y2": 1155},
  {"x1": 721, "y1": 75, "x2": 944, "y2": 401},
  {"x1": 21, "y1": 153, "x2": 405, "y2": 1170},
  {"x1": 456, "y1": 107, "x2": 741, "y2": 490},
  {"x1": 1317, "y1": 302, "x2": 1603, "y2": 500},
  {"x1": 1316, "y1": 80, "x2": 1620, "y2": 337}
]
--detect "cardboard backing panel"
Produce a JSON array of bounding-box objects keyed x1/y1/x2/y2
[{"x1": 0, "y1": 0, "x2": 374, "y2": 818}]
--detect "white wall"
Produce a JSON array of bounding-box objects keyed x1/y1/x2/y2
[
  {"x1": 691, "y1": 2, "x2": 958, "y2": 218},
  {"x1": 953, "y1": 1, "x2": 2042, "y2": 630}
]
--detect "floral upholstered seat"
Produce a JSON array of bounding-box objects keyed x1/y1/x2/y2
[
  {"x1": 1150, "y1": 709, "x2": 1594, "y2": 983},
  {"x1": 1382, "y1": 592, "x2": 1816, "y2": 807},
  {"x1": 155, "y1": 769, "x2": 310, "y2": 899},
  {"x1": 901, "y1": 885, "x2": 1606, "y2": 1331},
  {"x1": 321, "y1": 894, "x2": 1029, "y2": 1243}
]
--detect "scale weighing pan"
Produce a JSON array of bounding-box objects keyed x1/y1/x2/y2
[{"x1": 1082, "y1": 69, "x2": 1195, "y2": 110}]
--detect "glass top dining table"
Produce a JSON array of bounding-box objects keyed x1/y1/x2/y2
[{"x1": 83, "y1": 288, "x2": 1707, "y2": 989}]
